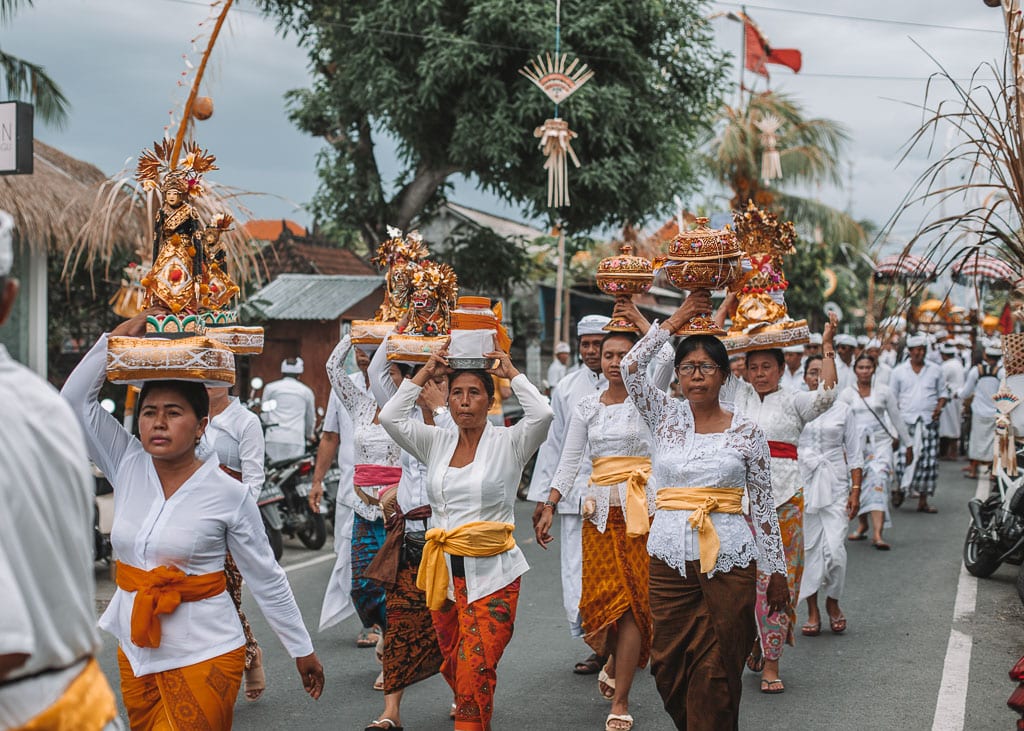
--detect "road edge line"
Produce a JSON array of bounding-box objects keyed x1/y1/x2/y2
[{"x1": 282, "y1": 552, "x2": 336, "y2": 574}]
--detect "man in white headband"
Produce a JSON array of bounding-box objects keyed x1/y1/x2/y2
[
  {"x1": 546, "y1": 341, "x2": 574, "y2": 394},
  {"x1": 833, "y1": 334, "x2": 858, "y2": 391},
  {"x1": 803, "y1": 333, "x2": 823, "y2": 359},
  {"x1": 863, "y1": 338, "x2": 892, "y2": 386},
  {"x1": 0, "y1": 210, "x2": 120, "y2": 728},
  {"x1": 262, "y1": 356, "x2": 317, "y2": 461},
  {"x1": 780, "y1": 344, "x2": 806, "y2": 392},
  {"x1": 958, "y1": 344, "x2": 1004, "y2": 479},
  {"x1": 937, "y1": 342, "x2": 966, "y2": 460},
  {"x1": 891, "y1": 333, "x2": 947, "y2": 512}
]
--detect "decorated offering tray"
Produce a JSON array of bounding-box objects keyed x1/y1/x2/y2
[
  {"x1": 720, "y1": 321, "x2": 810, "y2": 354},
  {"x1": 203, "y1": 325, "x2": 264, "y2": 355},
  {"x1": 106, "y1": 335, "x2": 235, "y2": 386},
  {"x1": 351, "y1": 320, "x2": 395, "y2": 350},
  {"x1": 386, "y1": 333, "x2": 449, "y2": 364},
  {"x1": 145, "y1": 313, "x2": 202, "y2": 337}
]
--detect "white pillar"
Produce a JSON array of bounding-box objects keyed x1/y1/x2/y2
[{"x1": 26, "y1": 246, "x2": 46, "y2": 377}]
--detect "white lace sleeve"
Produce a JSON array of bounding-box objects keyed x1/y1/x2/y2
[
  {"x1": 327, "y1": 335, "x2": 376, "y2": 426},
  {"x1": 621, "y1": 323, "x2": 673, "y2": 435},
  {"x1": 741, "y1": 419, "x2": 786, "y2": 576},
  {"x1": 549, "y1": 398, "x2": 595, "y2": 501}
]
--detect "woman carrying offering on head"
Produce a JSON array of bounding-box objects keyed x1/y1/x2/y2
[
  {"x1": 379, "y1": 348, "x2": 553, "y2": 731},
  {"x1": 60, "y1": 312, "x2": 323, "y2": 729},
  {"x1": 612, "y1": 295, "x2": 787, "y2": 731},
  {"x1": 535, "y1": 331, "x2": 654, "y2": 731},
  {"x1": 838, "y1": 354, "x2": 912, "y2": 550}
]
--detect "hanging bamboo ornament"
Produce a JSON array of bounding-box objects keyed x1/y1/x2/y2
[
  {"x1": 534, "y1": 119, "x2": 580, "y2": 208},
  {"x1": 755, "y1": 113, "x2": 783, "y2": 184}
]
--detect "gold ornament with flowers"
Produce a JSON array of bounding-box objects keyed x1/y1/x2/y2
[
  {"x1": 733, "y1": 201, "x2": 796, "y2": 295},
  {"x1": 596, "y1": 245, "x2": 654, "y2": 333}
]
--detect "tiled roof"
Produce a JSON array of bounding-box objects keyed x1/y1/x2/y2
[
  {"x1": 242, "y1": 274, "x2": 383, "y2": 321},
  {"x1": 243, "y1": 219, "x2": 307, "y2": 241}
]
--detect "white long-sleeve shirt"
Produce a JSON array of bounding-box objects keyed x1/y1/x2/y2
[
  {"x1": 62, "y1": 335, "x2": 314, "y2": 676},
  {"x1": 380, "y1": 374, "x2": 553, "y2": 603},
  {"x1": 197, "y1": 397, "x2": 265, "y2": 500},
  {"x1": 959, "y1": 362, "x2": 1005, "y2": 420},
  {"x1": 0, "y1": 346, "x2": 104, "y2": 728},
  {"x1": 890, "y1": 360, "x2": 947, "y2": 424},
  {"x1": 262, "y1": 375, "x2": 316, "y2": 455}
]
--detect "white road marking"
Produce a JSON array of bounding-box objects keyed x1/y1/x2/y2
[
  {"x1": 930, "y1": 473, "x2": 985, "y2": 730},
  {"x1": 281, "y1": 552, "x2": 336, "y2": 574}
]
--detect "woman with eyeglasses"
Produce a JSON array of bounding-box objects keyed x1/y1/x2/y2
[
  {"x1": 613, "y1": 295, "x2": 787, "y2": 731},
  {"x1": 535, "y1": 331, "x2": 655, "y2": 731}
]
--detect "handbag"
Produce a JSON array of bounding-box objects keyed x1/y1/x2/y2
[{"x1": 401, "y1": 530, "x2": 427, "y2": 568}]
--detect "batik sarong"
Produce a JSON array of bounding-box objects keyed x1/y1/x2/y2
[
  {"x1": 895, "y1": 420, "x2": 940, "y2": 496},
  {"x1": 648, "y1": 557, "x2": 756, "y2": 731},
  {"x1": 432, "y1": 576, "x2": 520, "y2": 731},
  {"x1": 579, "y1": 507, "x2": 651, "y2": 667},
  {"x1": 382, "y1": 562, "x2": 443, "y2": 693},
  {"x1": 351, "y1": 512, "x2": 387, "y2": 631},
  {"x1": 117, "y1": 645, "x2": 245, "y2": 730},
  {"x1": 224, "y1": 552, "x2": 259, "y2": 669},
  {"x1": 754, "y1": 491, "x2": 803, "y2": 661}
]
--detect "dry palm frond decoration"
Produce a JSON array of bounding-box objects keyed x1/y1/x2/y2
[
  {"x1": 521, "y1": 1, "x2": 594, "y2": 210},
  {"x1": 880, "y1": 36, "x2": 1024, "y2": 313},
  {"x1": 755, "y1": 113, "x2": 783, "y2": 184}
]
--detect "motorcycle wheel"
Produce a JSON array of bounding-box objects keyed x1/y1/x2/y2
[
  {"x1": 297, "y1": 507, "x2": 327, "y2": 550},
  {"x1": 963, "y1": 523, "x2": 1002, "y2": 578},
  {"x1": 265, "y1": 524, "x2": 284, "y2": 562}
]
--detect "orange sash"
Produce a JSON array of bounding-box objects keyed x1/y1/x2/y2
[
  {"x1": 115, "y1": 561, "x2": 226, "y2": 649},
  {"x1": 589, "y1": 456, "x2": 652, "y2": 537},
  {"x1": 655, "y1": 488, "x2": 745, "y2": 574},
  {"x1": 417, "y1": 521, "x2": 516, "y2": 610}
]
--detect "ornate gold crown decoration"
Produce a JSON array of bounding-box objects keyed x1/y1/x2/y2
[{"x1": 596, "y1": 245, "x2": 654, "y2": 333}]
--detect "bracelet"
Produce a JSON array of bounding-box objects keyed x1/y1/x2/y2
[
  {"x1": 824, "y1": 351, "x2": 836, "y2": 359},
  {"x1": 851, "y1": 485, "x2": 861, "y2": 490},
  {"x1": 542, "y1": 500, "x2": 557, "y2": 511},
  {"x1": 432, "y1": 405, "x2": 449, "y2": 418}
]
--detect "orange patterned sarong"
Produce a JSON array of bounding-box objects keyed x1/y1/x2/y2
[
  {"x1": 579, "y1": 507, "x2": 652, "y2": 667},
  {"x1": 118, "y1": 646, "x2": 245, "y2": 730},
  {"x1": 432, "y1": 576, "x2": 520, "y2": 731}
]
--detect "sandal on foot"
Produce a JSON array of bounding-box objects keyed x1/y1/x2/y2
[
  {"x1": 891, "y1": 489, "x2": 905, "y2": 508},
  {"x1": 848, "y1": 531, "x2": 867, "y2": 541},
  {"x1": 760, "y1": 678, "x2": 785, "y2": 694},
  {"x1": 801, "y1": 622, "x2": 821, "y2": 637},
  {"x1": 872, "y1": 540, "x2": 891, "y2": 551},
  {"x1": 373, "y1": 670, "x2": 384, "y2": 692},
  {"x1": 364, "y1": 719, "x2": 402, "y2": 730},
  {"x1": 573, "y1": 652, "x2": 605, "y2": 675},
  {"x1": 829, "y1": 614, "x2": 847, "y2": 634},
  {"x1": 449, "y1": 703, "x2": 456, "y2": 720},
  {"x1": 746, "y1": 640, "x2": 765, "y2": 673},
  {"x1": 917, "y1": 505, "x2": 938, "y2": 513},
  {"x1": 605, "y1": 713, "x2": 634, "y2": 731},
  {"x1": 244, "y1": 647, "x2": 266, "y2": 702},
  {"x1": 357, "y1": 625, "x2": 382, "y2": 648},
  {"x1": 598, "y1": 668, "x2": 616, "y2": 700}
]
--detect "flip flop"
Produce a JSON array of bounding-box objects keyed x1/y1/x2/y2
[
  {"x1": 917, "y1": 505, "x2": 938, "y2": 514},
  {"x1": 760, "y1": 678, "x2": 785, "y2": 694},
  {"x1": 746, "y1": 640, "x2": 765, "y2": 673},
  {"x1": 244, "y1": 647, "x2": 266, "y2": 702},
  {"x1": 573, "y1": 652, "x2": 605, "y2": 675},
  {"x1": 801, "y1": 622, "x2": 821, "y2": 637},
  {"x1": 872, "y1": 540, "x2": 891, "y2": 551},
  {"x1": 364, "y1": 719, "x2": 403, "y2": 730},
  {"x1": 848, "y1": 531, "x2": 867, "y2": 541},
  {"x1": 605, "y1": 713, "x2": 634, "y2": 731},
  {"x1": 373, "y1": 670, "x2": 384, "y2": 692},
  {"x1": 829, "y1": 614, "x2": 847, "y2": 634},
  {"x1": 891, "y1": 489, "x2": 905, "y2": 508},
  {"x1": 598, "y1": 668, "x2": 616, "y2": 700},
  {"x1": 357, "y1": 625, "x2": 382, "y2": 648}
]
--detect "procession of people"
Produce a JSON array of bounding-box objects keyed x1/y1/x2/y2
[{"x1": 0, "y1": 160, "x2": 1011, "y2": 731}]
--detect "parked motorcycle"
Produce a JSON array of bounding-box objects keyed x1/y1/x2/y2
[
  {"x1": 962, "y1": 445, "x2": 1024, "y2": 604},
  {"x1": 263, "y1": 450, "x2": 328, "y2": 551}
]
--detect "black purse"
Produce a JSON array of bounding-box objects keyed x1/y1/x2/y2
[{"x1": 401, "y1": 530, "x2": 427, "y2": 568}]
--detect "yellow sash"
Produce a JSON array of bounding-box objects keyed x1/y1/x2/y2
[
  {"x1": 416, "y1": 521, "x2": 517, "y2": 610},
  {"x1": 15, "y1": 659, "x2": 117, "y2": 731},
  {"x1": 590, "y1": 456, "x2": 653, "y2": 537},
  {"x1": 655, "y1": 487, "x2": 745, "y2": 574}
]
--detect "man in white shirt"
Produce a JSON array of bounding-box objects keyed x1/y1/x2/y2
[
  {"x1": 938, "y1": 342, "x2": 966, "y2": 460},
  {"x1": 0, "y1": 212, "x2": 119, "y2": 730},
  {"x1": 879, "y1": 334, "x2": 900, "y2": 369},
  {"x1": 833, "y1": 333, "x2": 857, "y2": 392},
  {"x1": 263, "y1": 357, "x2": 317, "y2": 461},
  {"x1": 803, "y1": 332, "x2": 823, "y2": 359},
  {"x1": 864, "y1": 338, "x2": 892, "y2": 386},
  {"x1": 959, "y1": 345, "x2": 1005, "y2": 479},
  {"x1": 891, "y1": 334, "x2": 948, "y2": 512},
  {"x1": 546, "y1": 341, "x2": 573, "y2": 393},
  {"x1": 780, "y1": 345, "x2": 805, "y2": 391}
]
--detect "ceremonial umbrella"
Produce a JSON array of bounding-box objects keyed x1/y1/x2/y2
[
  {"x1": 872, "y1": 253, "x2": 937, "y2": 283},
  {"x1": 950, "y1": 254, "x2": 1019, "y2": 290}
]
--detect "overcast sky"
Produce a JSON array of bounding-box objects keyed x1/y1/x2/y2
[{"x1": 5, "y1": 0, "x2": 1006, "y2": 243}]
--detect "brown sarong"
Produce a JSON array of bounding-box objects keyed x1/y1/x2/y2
[
  {"x1": 382, "y1": 562, "x2": 444, "y2": 693},
  {"x1": 579, "y1": 507, "x2": 652, "y2": 667},
  {"x1": 648, "y1": 558, "x2": 756, "y2": 731}
]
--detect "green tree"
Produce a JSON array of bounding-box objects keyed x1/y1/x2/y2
[
  {"x1": 257, "y1": 0, "x2": 729, "y2": 246},
  {"x1": 2, "y1": 1, "x2": 69, "y2": 126}
]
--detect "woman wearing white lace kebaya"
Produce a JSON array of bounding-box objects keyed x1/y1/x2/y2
[
  {"x1": 535, "y1": 332, "x2": 656, "y2": 731},
  {"x1": 321, "y1": 335, "x2": 403, "y2": 691},
  {"x1": 614, "y1": 296, "x2": 787, "y2": 731}
]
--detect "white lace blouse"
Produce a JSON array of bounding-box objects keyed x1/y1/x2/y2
[
  {"x1": 620, "y1": 325, "x2": 786, "y2": 578},
  {"x1": 327, "y1": 336, "x2": 401, "y2": 521},
  {"x1": 549, "y1": 394, "x2": 656, "y2": 532}
]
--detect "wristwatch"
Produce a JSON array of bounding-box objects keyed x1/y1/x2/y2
[{"x1": 432, "y1": 405, "x2": 449, "y2": 418}]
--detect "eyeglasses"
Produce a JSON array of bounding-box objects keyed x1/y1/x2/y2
[{"x1": 676, "y1": 363, "x2": 720, "y2": 377}]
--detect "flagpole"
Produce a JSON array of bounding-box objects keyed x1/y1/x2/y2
[{"x1": 739, "y1": 5, "x2": 747, "y2": 106}]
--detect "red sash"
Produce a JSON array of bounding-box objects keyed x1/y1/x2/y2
[
  {"x1": 767, "y1": 441, "x2": 798, "y2": 460},
  {"x1": 354, "y1": 464, "x2": 403, "y2": 487}
]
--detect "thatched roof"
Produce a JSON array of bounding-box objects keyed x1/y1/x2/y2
[{"x1": 0, "y1": 140, "x2": 146, "y2": 256}]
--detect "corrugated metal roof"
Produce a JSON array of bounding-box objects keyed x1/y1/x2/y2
[{"x1": 242, "y1": 274, "x2": 383, "y2": 321}]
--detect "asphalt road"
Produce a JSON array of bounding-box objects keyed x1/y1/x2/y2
[{"x1": 93, "y1": 460, "x2": 1024, "y2": 730}]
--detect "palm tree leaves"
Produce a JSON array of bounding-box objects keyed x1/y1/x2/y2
[{"x1": 0, "y1": 0, "x2": 69, "y2": 127}]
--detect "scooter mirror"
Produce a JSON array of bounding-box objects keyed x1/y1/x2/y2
[
  {"x1": 250, "y1": 377, "x2": 264, "y2": 391},
  {"x1": 100, "y1": 398, "x2": 117, "y2": 414}
]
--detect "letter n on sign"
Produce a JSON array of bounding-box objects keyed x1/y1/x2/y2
[{"x1": 0, "y1": 102, "x2": 33, "y2": 175}]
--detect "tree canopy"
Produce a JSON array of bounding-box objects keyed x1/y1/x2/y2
[
  {"x1": 257, "y1": 0, "x2": 730, "y2": 245},
  {"x1": 1, "y1": 1, "x2": 69, "y2": 126}
]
